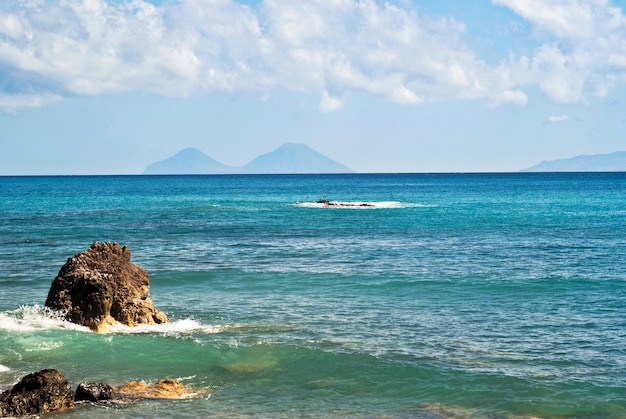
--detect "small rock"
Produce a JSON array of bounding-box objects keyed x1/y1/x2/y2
[
  {"x1": 0, "y1": 369, "x2": 74, "y2": 417},
  {"x1": 75, "y1": 382, "x2": 115, "y2": 402}
]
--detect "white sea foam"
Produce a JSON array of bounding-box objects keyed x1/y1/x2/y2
[
  {"x1": 24, "y1": 341, "x2": 64, "y2": 352},
  {"x1": 0, "y1": 364, "x2": 9, "y2": 372},
  {"x1": 0, "y1": 305, "x2": 89, "y2": 333},
  {"x1": 295, "y1": 201, "x2": 414, "y2": 208},
  {"x1": 0, "y1": 306, "x2": 225, "y2": 335},
  {"x1": 295, "y1": 201, "x2": 423, "y2": 209},
  {"x1": 103, "y1": 318, "x2": 223, "y2": 335}
]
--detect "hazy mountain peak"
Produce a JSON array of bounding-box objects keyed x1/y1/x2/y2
[
  {"x1": 522, "y1": 151, "x2": 626, "y2": 172},
  {"x1": 143, "y1": 144, "x2": 353, "y2": 174},
  {"x1": 144, "y1": 147, "x2": 232, "y2": 174},
  {"x1": 241, "y1": 143, "x2": 354, "y2": 174}
]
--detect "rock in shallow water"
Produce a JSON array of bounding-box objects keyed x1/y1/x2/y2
[
  {"x1": 115, "y1": 379, "x2": 195, "y2": 399},
  {"x1": 44, "y1": 242, "x2": 170, "y2": 332},
  {"x1": 1, "y1": 372, "x2": 196, "y2": 416},
  {"x1": 74, "y1": 382, "x2": 115, "y2": 402},
  {"x1": 0, "y1": 369, "x2": 74, "y2": 417}
]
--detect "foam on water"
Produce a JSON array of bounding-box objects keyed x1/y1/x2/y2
[
  {"x1": 0, "y1": 306, "x2": 227, "y2": 336},
  {"x1": 295, "y1": 200, "x2": 421, "y2": 208},
  {"x1": 103, "y1": 318, "x2": 223, "y2": 335},
  {"x1": 0, "y1": 305, "x2": 89, "y2": 332}
]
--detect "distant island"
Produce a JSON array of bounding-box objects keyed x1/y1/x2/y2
[
  {"x1": 144, "y1": 143, "x2": 354, "y2": 175},
  {"x1": 522, "y1": 151, "x2": 626, "y2": 172}
]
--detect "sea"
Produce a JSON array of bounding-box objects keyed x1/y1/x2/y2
[{"x1": 0, "y1": 173, "x2": 624, "y2": 418}]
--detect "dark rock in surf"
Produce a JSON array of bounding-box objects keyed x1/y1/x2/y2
[
  {"x1": 0, "y1": 369, "x2": 74, "y2": 417},
  {"x1": 316, "y1": 199, "x2": 374, "y2": 207},
  {"x1": 1, "y1": 370, "x2": 199, "y2": 416},
  {"x1": 75, "y1": 378, "x2": 197, "y2": 401},
  {"x1": 45, "y1": 242, "x2": 170, "y2": 332},
  {"x1": 74, "y1": 382, "x2": 115, "y2": 402}
]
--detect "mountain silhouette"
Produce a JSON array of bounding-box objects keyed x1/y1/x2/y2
[
  {"x1": 522, "y1": 151, "x2": 626, "y2": 172},
  {"x1": 239, "y1": 143, "x2": 353, "y2": 174},
  {"x1": 144, "y1": 148, "x2": 233, "y2": 174},
  {"x1": 143, "y1": 143, "x2": 354, "y2": 174}
]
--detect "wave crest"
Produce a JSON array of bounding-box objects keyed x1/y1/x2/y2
[
  {"x1": 103, "y1": 318, "x2": 223, "y2": 335},
  {"x1": 0, "y1": 305, "x2": 89, "y2": 332},
  {"x1": 0, "y1": 306, "x2": 223, "y2": 335}
]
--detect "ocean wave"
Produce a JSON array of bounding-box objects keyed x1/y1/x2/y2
[
  {"x1": 295, "y1": 200, "x2": 430, "y2": 209},
  {"x1": 0, "y1": 364, "x2": 9, "y2": 372},
  {"x1": 0, "y1": 305, "x2": 228, "y2": 336},
  {"x1": 0, "y1": 305, "x2": 90, "y2": 333},
  {"x1": 103, "y1": 318, "x2": 223, "y2": 335},
  {"x1": 0, "y1": 306, "x2": 283, "y2": 338}
]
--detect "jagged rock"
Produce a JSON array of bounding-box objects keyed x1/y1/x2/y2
[
  {"x1": 1, "y1": 372, "x2": 198, "y2": 416},
  {"x1": 44, "y1": 242, "x2": 170, "y2": 332},
  {"x1": 75, "y1": 382, "x2": 115, "y2": 402},
  {"x1": 0, "y1": 369, "x2": 74, "y2": 417}
]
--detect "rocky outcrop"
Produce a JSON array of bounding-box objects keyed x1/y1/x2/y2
[
  {"x1": 1, "y1": 371, "x2": 196, "y2": 417},
  {"x1": 75, "y1": 379, "x2": 195, "y2": 402},
  {"x1": 75, "y1": 379, "x2": 196, "y2": 402},
  {"x1": 44, "y1": 242, "x2": 170, "y2": 332},
  {"x1": 0, "y1": 369, "x2": 74, "y2": 417}
]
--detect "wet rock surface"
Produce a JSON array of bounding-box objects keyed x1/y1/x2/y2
[
  {"x1": 74, "y1": 382, "x2": 115, "y2": 402},
  {"x1": 0, "y1": 369, "x2": 74, "y2": 417},
  {"x1": 1, "y1": 371, "x2": 195, "y2": 417},
  {"x1": 115, "y1": 379, "x2": 195, "y2": 399},
  {"x1": 45, "y1": 242, "x2": 170, "y2": 332}
]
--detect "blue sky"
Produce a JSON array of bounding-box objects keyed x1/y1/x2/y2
[{"x1": 1, "y1": 0, "x2": 625, "y2": 174}]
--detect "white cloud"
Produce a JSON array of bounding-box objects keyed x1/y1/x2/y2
[
  {"x1": 493, "y1": 0, "x2": 626, "y2": 103},
  {"x1": 0, "y1": 0, "x2": 500, "y2": 111},
  {"x1": 319, "y1": 90, "x2": 345, "y2": 113},
  {"x1": 0, "y1": 14, "x2": 25, "y2": 39},
  {"x1": 0, "y1": 93, "x2": 61, "y2": 112},
  {"x1": 492, "y1": 0, "x2": 600, "y2": 39},
  {"x1": 608, "y1": 53, "x2": 626, "y2": 69},
  {"x1": 390, "y1": 85, "x2": 421, "y2": 105},
  {"x1": 1, "y1": 0, "x2": 626, "y2": 111},
  {"x1": 547, "y1": 114, "x2": 570, "y2": 122},
  {"x1": 489, "y1": 89, "x2": 528, "y2": 107}
]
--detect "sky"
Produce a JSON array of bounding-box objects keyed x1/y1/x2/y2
[{"x1": 1, "y1": 0, "x2": 626, "y2": 175}]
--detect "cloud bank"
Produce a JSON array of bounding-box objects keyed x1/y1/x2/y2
[{"x1": 1, "y1": 0, "x2": 626, "y2": 111}]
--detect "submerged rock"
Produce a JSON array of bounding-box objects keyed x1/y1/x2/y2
[
  {"x1": 115, "y1": 379, "x2": 195, "y2": 399},
  {"x1": 0, "y1": 369, "x2": 74, "y2": 417},
  {"x1": 75, "y1": 378, "x2": 197, "y2": 402},
  {"x1": 45, "y1": 242, "x2": 170, "y2": 332}
]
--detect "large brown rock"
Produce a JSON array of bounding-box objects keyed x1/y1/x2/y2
[
  {"x1": 0, "y1": 369, "x2": 74, "y2": 417},
  {"x1": 45, "y1": 242, "x2": 170, "y2": 332}
]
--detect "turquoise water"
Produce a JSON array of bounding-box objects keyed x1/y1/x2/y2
[{"x1": 0, "y1": 173, "x2": 624, "y2": 418}]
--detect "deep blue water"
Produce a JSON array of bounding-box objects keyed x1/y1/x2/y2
[{"x1": 1, "y1": 173, "x2": 625, "y2": 418}]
